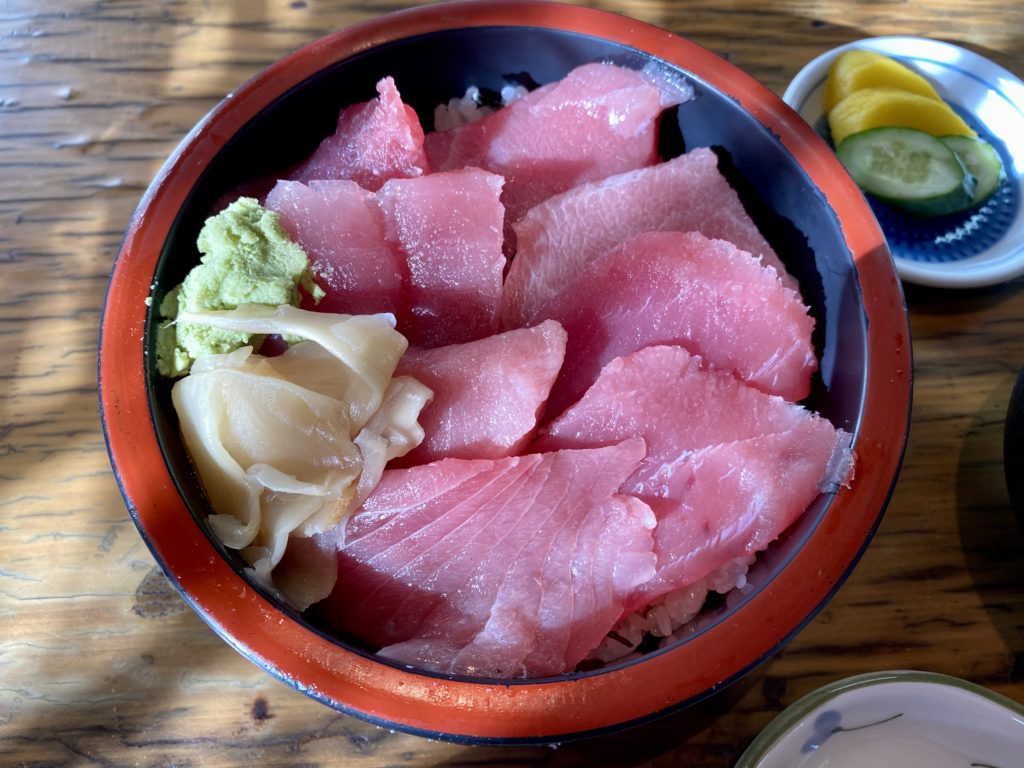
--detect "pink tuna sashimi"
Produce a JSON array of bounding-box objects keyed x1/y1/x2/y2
[
  {"x1": 319, "y1": 439, "x2": 656, "y2": 678},
  {"x1": 265, "y1": 179, "x2": 405, "y2": 318},
  {"x1": 624, "y1": 425, "x2": 853, "y2": 612},
  {"x1": 537, "y1": 345, "x2": 819, "y2": 475},
  {"x1": 393, "y1": 320, "x2": 567, "y2": 466},
  {"x1": 289, "y1": 76, "x2": 428, "y2": 191},
  {"x1": 425, "y1": 62, "x2": 687, "y2": 227},
  {"x1": 502, "y1": 147, "x2": 792, "y2": 329},
  {"x1": 376, "y1": 167, "x2": 505, "y2": 348},
  {"x1": 389, "y1": 493, "x2": 655, "y2": 678},
  {"x1": 536, "y1": 344, "x2": 854, "y2": 617},
  {"x1": 535, "y1": 230, "x2": 816, "y2": 416}
]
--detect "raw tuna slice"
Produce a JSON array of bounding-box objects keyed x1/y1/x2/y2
[
  {"x1": 393, "y1": 320, "x2": 567, "y2": 466},
  {"x1": 289, "y1": 76, "x2": 429, "y2": 191},
  {"x1": 376, "y1": 167, "x2": 505, "y2": 347},
  {"x1": 502, "y1": 147, "x2": 792, "y2": 329},
  {"x1": 425, "y1": 62, "x2": 686, "y2": 227},
  {"x1": 536, "y1": 348, "x2": 856, "y2": 618},
  {"x1": 534, "y1": 230, "x2": 816, "y2": 415},
  {"x1": 535, "y1": 345, "x2": 853, "y2": 613},
  {"x1": 624, "y1": 425, "x2": 853, "y2": 612},
  {"x1": 265, "y1": 179, "x2": 405, "y2": 318},
  {"x1": 319, "y1": 439, "x2": 657, "y2": 678},
  {"x1": 536, "y1": 345, "x2": 817, "y2": 469}
]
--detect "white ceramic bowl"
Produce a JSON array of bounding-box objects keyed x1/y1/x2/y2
[
  {"x1": 784, "y1": 37, "x2": 1024, "y2": 289},
  {"x1": 736, "y1": 670, "x2": 1024, "y2": 768}
]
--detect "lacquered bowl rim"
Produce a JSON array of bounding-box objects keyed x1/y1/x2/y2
[{"x1": 98, "y1": 0, "x2": 912, "y2": 744}]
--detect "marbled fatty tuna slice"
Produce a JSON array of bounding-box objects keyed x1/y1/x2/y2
[
  {"x1": 325, "y1": 458, "x2": 534, "y2": 646},
  {"x1": 536, "y1": 345, "x2": 815, "y2": 479},
  {"x1": 319, "y1": 439, "x2": 657, "y2": 678},
  {"x1": 502, "y1": 147, "x2": 792, "y2": 329},
  {"x1": 535, "y1": 230, "x2": 816, "y2": 415},
  {"x1": 406, "y1": 493, "x2": 655, "y2": 678},
  {"x1": 393, "y1": 320, "x2": 567, "y2": 466},
  {"x1": 265, "y1": 179, "x2": 405, "y2": 319},
  {"x1": 625, "y1": 426, "x2": 852, "y2": 611},
  {"x1": 534, "y1": 344, "x2": 853, "y2": 613},
  {"x1": 425, "y1": 62, "x2": 676, "y2": 226},
  {"x1": 289, "y1": 76, "x2": 429, "y2": 191},
  {"x1": 377, "y1": 167, "x2": 506, "y2": 348}
]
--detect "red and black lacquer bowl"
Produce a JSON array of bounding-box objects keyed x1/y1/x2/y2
[{"x1": 99, "y1": 0, "x2": 912, "y2": 745}]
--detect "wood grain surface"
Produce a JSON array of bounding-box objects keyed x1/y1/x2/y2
[{"x1": 2, "y1": 1, "x2": 1023, "y2": 765}]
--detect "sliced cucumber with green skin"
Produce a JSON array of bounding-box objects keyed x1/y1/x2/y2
[
  {"x1": 836, "y1": 127, "x2": 977, "y2": 217},
  {"x1": 940, "y1": 135, "x2": 1005, "y2": 206}
]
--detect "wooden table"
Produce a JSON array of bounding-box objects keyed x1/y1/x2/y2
[{"x1": 3, "y1": 1, "x2": 1023, "y2": 765}]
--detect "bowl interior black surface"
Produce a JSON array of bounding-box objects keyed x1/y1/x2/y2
[{"x1": 147, "y1": 26, "x2": 867, "y2": 679}]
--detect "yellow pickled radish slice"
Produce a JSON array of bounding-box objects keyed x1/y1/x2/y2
[
  {"x1": 823, "y1": 49, "x2": 943, "y2": 114},
  {"x1": 828, "y1": 87, "x2": 976, "y2": 147}
]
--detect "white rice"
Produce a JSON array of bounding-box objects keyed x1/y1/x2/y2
[
  {"x1": 433, "y1": 84, "x2": 529, "y2": 132},
  {"x1": 586, "y1": 554, "x2": 757, "y2": 665},
  {"x1": 432, "y1": 61, "x2": 695, "y2": 134}
]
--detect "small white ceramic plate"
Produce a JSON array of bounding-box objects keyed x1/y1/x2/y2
[
  {"x1": 784, "y1": 37, "x2": 1024, "y2": 289},
  {"x1": 735, "y1": 670, "x2": 1024, "y2": 768}
]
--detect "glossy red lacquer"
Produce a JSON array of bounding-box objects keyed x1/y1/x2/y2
[{"x1": 99, "y1": 0, "x2": 911, "y2": 743}]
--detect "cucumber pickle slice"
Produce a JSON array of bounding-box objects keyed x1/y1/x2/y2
[
  {"x1": 940, "y1": 134, "x2": 1005, "y2": 206},
  {"x1": 836, "y1": 127, "x2": 977, "y2": 217}
]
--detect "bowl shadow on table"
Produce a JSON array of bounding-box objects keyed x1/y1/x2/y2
[
  {"x1": 953, "y1": 365, "x2": 1024, "y2": 681},
  {"x1": 907, "y1": 280, "x2": 1024, "y2": 684}
]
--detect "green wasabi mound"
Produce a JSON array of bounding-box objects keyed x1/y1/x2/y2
[{"x1": 155, "y1": 197, "x2": 324, "y2": 377}]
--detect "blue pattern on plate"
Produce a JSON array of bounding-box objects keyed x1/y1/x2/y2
[
  {"x1": 802, "y1": 52, "x2": 1022, "y2": 269},
  {"x1": 800, "y1": 708, "x2": 906, "y2": 753},
  {"x1": 801, "y1": 709, "x2": 842, "y2": 752},
  {"x1": 869, "y1": 108, "x2": 1019, "y2": 265}
]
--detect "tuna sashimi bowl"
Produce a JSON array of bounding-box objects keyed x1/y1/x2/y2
[{"x1": 100, "y1": 0, "x2": 911, "y2": 744}]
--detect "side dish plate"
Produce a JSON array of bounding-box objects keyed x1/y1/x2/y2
[
  {"x1": 784, "y1": 36, "x2": 1024, "y2": 289},
  {"x1": 736, "y1": 670, "x2": 1024, "y2": 768}
]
